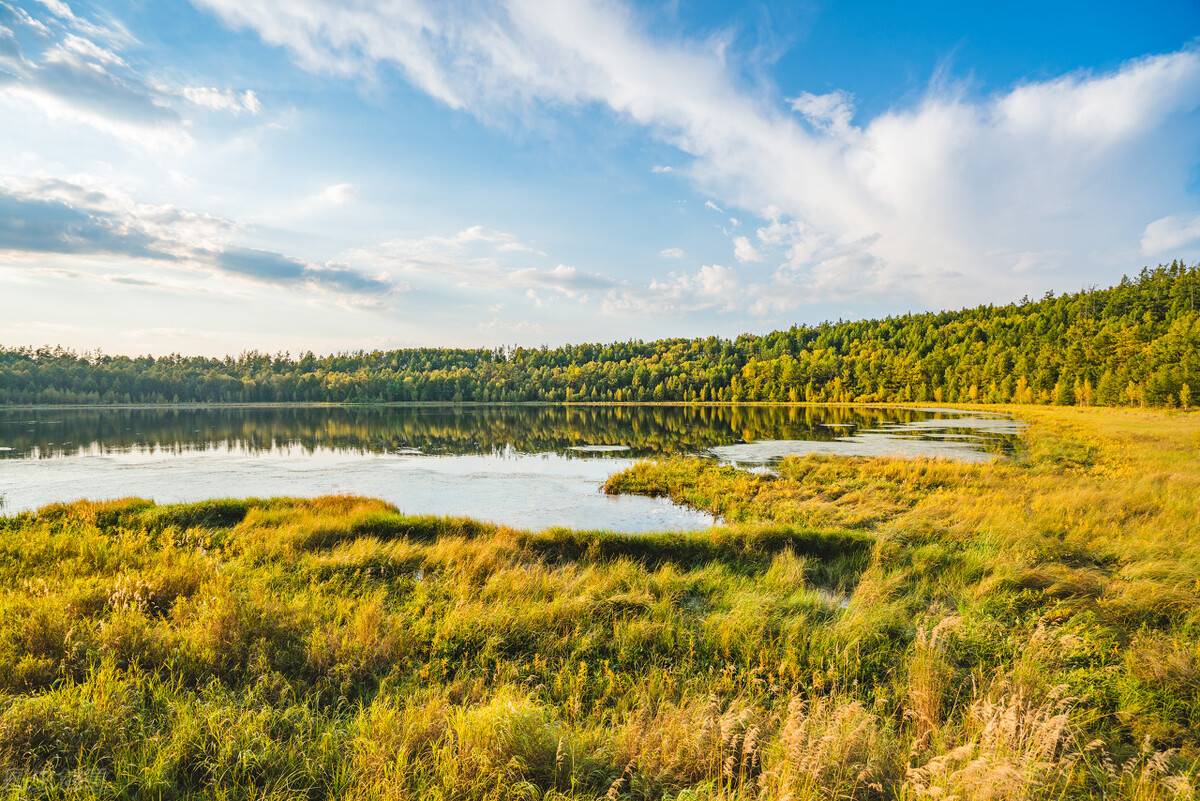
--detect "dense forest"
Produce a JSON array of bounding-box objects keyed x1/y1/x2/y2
[{"x1": 3, "y1": 262, "x2": 1197, "y2": 407}]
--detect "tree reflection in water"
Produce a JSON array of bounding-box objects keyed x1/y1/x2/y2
[{"x1": 0, "y1": 405, "x2": 1022, "y2": 461}]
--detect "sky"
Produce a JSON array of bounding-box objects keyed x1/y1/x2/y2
[{"x1": 1, "y1": 0, "x2": 1199, "y2": 356}]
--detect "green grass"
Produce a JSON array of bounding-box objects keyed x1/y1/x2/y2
[{"x1": 0, "y1": 406, "x2": 1198, "y2": 799}]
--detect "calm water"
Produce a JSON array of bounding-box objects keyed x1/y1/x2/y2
[{"x1": 0, "y1": 405, "x2": 1024, "y2": 531}]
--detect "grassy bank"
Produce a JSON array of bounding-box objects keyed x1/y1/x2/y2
[{"x1": 1, "y1": 407, "x2": 1197, "y2": 799}]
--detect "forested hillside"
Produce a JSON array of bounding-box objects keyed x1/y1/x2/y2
[{"x1": 3, "y1": 262, "x2": 1198, "y2": 407}]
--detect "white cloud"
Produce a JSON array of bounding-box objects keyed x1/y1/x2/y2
[
  {"x1": 691, "y1": 263, "x2": 737, "y2": 299},
  {"x1": 704, "y1": 199, "x2": 723, "y2": 213},
  {"x1": 35, "y1": 0, "x2": 76, "y2": 19},
  {"x1": 314, "y1": 182, "x2": 356, "y2": 204},
  {"x1": 1142, "y1": 213, "x2": 1200, "y2": 256},
  {"x1": 651, "y1": 164, "x2": 673, "y2": 173},
  {"x1": 182, "y1": 86, "x2": 261, "y2": 114},
  {"x1": 54, "y1": 33, "x2": 126, "y2": 67},
  {"x1": 660, "y1": 247, "x2": 685, "y2": 259},
  {"x1": 732, "y1": 235, "x2": 762, "y2": 263},
  {"x1": 789, "y1": 89, "x2": 855, "y2": 135},
  {"x1": 604, "y1": 263, "x2": 740, "y2": 317},
  {"x1": 504, "y1": 263, "x2": 615, "y2": 299}
]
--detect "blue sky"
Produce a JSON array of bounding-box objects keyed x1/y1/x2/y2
[{"x1": 1, "y1": 0, "x2": 1198, "y2": 355}]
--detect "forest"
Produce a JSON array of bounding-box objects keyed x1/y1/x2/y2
[{"x1": 2, "y1": 261, "x2": 1197, "y2": 407}]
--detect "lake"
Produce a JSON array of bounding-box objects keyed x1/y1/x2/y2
[{"x1": 0, "y1": 405, "x2": 1024, "y2": 531}]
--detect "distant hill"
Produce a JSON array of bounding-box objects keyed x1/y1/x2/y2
[{"x1": 3, "y1": 261, "x2": 1197, "y2": 407}]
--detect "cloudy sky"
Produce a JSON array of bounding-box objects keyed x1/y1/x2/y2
[{"x1": 1, "y1": 0, "x2": 1198, "y2": 355}]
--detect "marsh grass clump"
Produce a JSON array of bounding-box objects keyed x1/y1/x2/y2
[
  {"x1": 902, "y1": 683, "x2": 1079, "y2": 801},
  {"x1": 610, "y1": 695, "x2": 766, "y2": 798},
  {"x1": 759, "y1": 692, "x2": 901, "y2": 801},
  {"x1": 0, "y1": 406, "x2": 1198, "y2": 798}
]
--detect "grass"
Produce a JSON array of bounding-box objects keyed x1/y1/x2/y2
[{"x1": 0, "y1": 405, "x2": 1197, "y2": 799}]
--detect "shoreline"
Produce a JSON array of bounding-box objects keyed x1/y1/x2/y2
[{"x1": 1, "y1": 399, "x2": 1027, "y2": 413}]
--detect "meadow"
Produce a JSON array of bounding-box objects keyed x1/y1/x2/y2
[{"x1": 0, "y1": 405, "x2": 1197, "y2": 799}]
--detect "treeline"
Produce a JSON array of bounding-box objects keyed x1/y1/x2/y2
[{"x1": 3, "y1": 261, "x2": 1198, "y2": 407}]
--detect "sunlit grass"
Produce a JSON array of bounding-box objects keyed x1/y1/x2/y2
[{"x1": 1, "y1": 406, "x2": 1197, "y2": 798}]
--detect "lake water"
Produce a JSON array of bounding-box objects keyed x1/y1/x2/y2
[{"x1": 0, "y1": 405, "x2": 1024, "y2": 531}]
